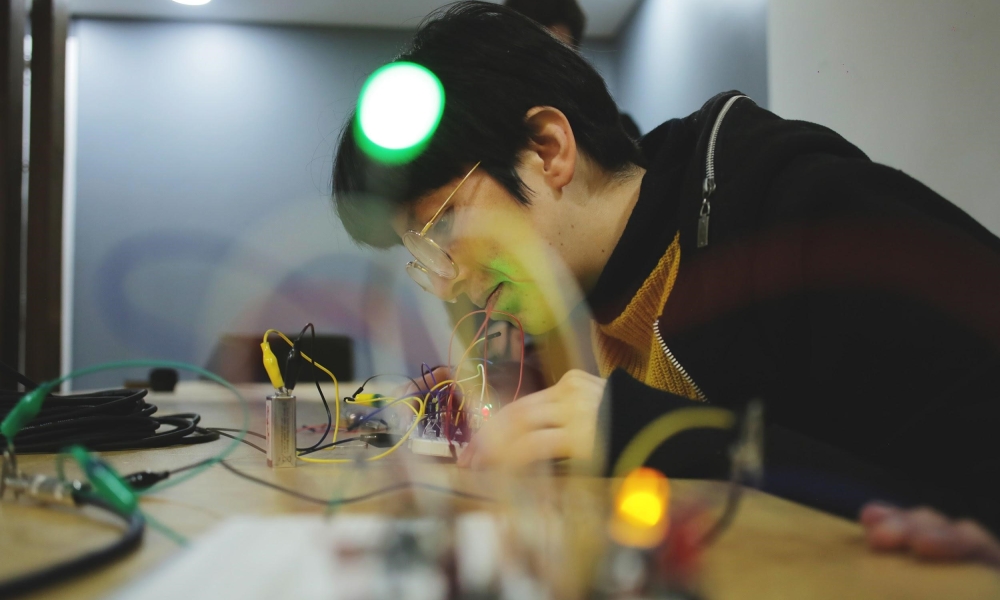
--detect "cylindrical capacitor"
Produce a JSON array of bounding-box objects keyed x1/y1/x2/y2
[{"x1": 266, "y1": 393, "x2": 297, "y2": 468}]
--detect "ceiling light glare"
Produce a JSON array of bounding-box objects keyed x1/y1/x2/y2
[
  {"x1": 355, "y1": 62, "x2": 445, "y2": 164},
  {"x1": 171, "y1": 0, "x2": 212, "y2": 6}
]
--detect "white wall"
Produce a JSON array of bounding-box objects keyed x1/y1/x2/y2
[
  {"x1": 580, "y1": 40, "x2": 620, "y2": 101},
  {"x1": 769, "y1": 0, "x2": 1000, "y2": 235},
  {"x1": 68, "y1": 19, "x2": 622, "y2": 389},
  {"x1": 71, "y1": 19, "x2": 447, "y2": 389},
  {"x1": 616, "y1": 0, "x2": 769, "y2": 134}
]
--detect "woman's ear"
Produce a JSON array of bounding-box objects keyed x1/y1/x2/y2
[{"x1": 523, "y1": 106, "x2": 577, "y2": 192}]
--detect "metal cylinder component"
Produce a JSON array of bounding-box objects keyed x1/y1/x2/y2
[
  {"x1": 266, "y1": 393, "x2": 297, "y2": 468},
  {"x1": 1, "y1": 473, "x2": 83, "y2": 506}
]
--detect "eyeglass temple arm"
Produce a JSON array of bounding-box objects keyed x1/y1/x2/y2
[{"x1": 419, "y1": 162, "x2": 481, "y2": 236}]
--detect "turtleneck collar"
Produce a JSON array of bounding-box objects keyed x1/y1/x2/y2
[{"x1": 585, "y1": 115, "x2": 701, "y2": 324}]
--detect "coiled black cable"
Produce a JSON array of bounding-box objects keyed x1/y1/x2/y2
[
  {"x1": 0, "y1": 387, "x2": 219, "y2": 453},
  {"x1": 0, "y1": 493, "x2": 145, "y2": 599}
]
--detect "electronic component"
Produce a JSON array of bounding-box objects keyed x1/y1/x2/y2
[
  {"x1": 408, "y1": 380, "x2": 481, "y2": 459},
  {"x1": 359, "y1": 432, "x2": 401, "y2": 448},
  {"x1": 1, "y1": 467, "x2": 83, "y2": 506},
  {"x1": 265, "y1": 392, "x2": 297, "y2": 468},
  {"x1": 68, "y1": 445, "x2": 139, "y2": 514},
  {"x1": 409, "y1": 437, "x2": 466, "y2": 458},
  {"x1": 253, "y1": 310, "x2": 525, "y2": 465},
  {"x1": 610, "y1": 467, "x2": 671, "y2": 549},
  {"x1": 261, "y1": 326, "x2": 345, "y2": 463},
  {"x1": 114, "y1": 513, "x2": 529, "y2": 600},
  {"x1": 260, "y1": 339, "x2": 286, "y2": 391},
  {"x1": 0, "y1": 445, "x2": 146, "y2": 598}
]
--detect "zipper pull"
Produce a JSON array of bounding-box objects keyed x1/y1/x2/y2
[{"x1": 697, "y1": 178, "x2": 716, "y2": 248}]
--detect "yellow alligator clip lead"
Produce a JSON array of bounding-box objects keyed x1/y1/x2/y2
[{"x1": 260, "y1": 333, "x2": 285, "y2": 390}]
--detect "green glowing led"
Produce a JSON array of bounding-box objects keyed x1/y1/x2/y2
[{"x1": 355, "y1": 62, "x2": 445, "y2": 164}]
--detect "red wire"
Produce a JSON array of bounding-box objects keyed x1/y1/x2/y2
[
  {"x1": 445, "y1": 309, "x2": 490, "y2": 443},
  {"x1": 444, "y1": 308, "x2": 526, "y2": 415}
]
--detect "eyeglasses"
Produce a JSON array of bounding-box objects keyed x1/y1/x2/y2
[{"x1": 403, "y1": 162, "x2": 480, "y2": 301}]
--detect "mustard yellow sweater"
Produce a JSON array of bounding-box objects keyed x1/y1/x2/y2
[{"x1": 592, "y1": 233, "x2": 702, "y2": 401}]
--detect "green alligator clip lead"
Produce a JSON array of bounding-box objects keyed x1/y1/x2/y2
[
  {"x1": 0, "y1": 382, "x2": 57, "y2": 442},
  {"x1": 68, "y1": 445, "x2": 138, "y2": 515}
]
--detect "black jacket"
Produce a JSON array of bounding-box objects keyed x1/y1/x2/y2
[{"x1": 590, "y1": 91, "x2": 1000, "y2": 531}]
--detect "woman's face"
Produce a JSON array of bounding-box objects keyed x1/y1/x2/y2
[{"x1": 393, "y1": 167, "x2": 582, "y2": 335}]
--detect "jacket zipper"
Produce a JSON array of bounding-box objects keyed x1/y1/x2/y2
[
  {"x1": 658, "y1": 95, "x2": 748, "y2": 398},
  {"x1": 653, "y1": 318, "x2": 707, "y2": 401},
  {"x1": 697, "y1": 94, "x2": 749, "y2": 249}
]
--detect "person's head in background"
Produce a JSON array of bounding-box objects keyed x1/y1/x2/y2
[
  {"x1": 504, "y1": 0, "x2": 642, "y2": 140},
  {"x1": 333, "y1": 2, "x2": 641, "y2": 335},
  {"x1": 504, "y1": 0, "x2": 586, "y2": 48}
]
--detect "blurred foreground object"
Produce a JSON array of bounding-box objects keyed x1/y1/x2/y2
[
  {"x1": 610, "y1": 467, "x2": 671, "y2": 549},
  {"x1": 861, "y1": 503, "x2": 1000, "y2": 569},
  {"x1": 355, "y1": 62, "x2": 445, "y2": 164}
]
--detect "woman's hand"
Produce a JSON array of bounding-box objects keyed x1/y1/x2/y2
[
  {"x1": 861, "y1": 502, "x2": 1000, "y2": 568},
  {"x1": 457, "y1": 369, "x2": 606, "y2": 469}
]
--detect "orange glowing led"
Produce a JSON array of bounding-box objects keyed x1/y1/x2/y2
[
  {"x1": 610, "y1": 467, "x2": 671, "y2": 548},
  {"x1": 619, "y1": 490, "x2": 665, "y2": 528}
]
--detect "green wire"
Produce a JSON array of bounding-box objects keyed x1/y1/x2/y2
[
  {"x1": 324, "y1": 458, "x2": 369, "y2": 518},
  {"x1": 143, "y1": 510, "x2": 189, "y2": 546},
  {"x1": 41, "y1": 359, "x2": 250, "y2": 496}
]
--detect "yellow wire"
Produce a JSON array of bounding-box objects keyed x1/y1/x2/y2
[
  {"x1": 346, "y1": 395, "x2": 388, "y2": 406},
  {"x1": 611, "y1": 407, "x2": 735, "y2": 478},
  {"x1": 400, "y1": 398, "x2": 420, "y2": 416},
  {"x1": 452, "y1": 377, "x2": 475, "y2": 422},
  {"x1": 297, "y1": 379, "x2": 459, "y2": 464},
  {"x1": 448, "y1": 333, "x2": 492, "y2": 424},
  {"x1": 453, "y1": 367, "x2": 483, "y2": 425},
  {"x1": 297, "y1": 395, "x2": 425, "y2": 464},
  {"x1": 300, "y1": 398, "x2": 419, "y2": 459},
  {"x1": 263, "y1": 329, "x2": 341, "y2": 445},
  {"x1": 342, "y1": 395, "x2": 421, "y2": 417},
  {"x1": 478, "y1": 364, "x2": 487, "y2": 406}
]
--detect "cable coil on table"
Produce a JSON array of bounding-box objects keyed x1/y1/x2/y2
[{"x1": 0, "y1": 387, "x2": 219, "y2": 454}]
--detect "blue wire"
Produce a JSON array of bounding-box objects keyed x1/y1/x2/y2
[
  {"x1": 421, "y1": 363, "x2": 437, "y2": 390},
  {"x1": 354, "y1": 395, "x2": 421, "y2": 429}
]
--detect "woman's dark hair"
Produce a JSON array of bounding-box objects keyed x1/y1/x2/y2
[
  {"x1": 504, "y1": 0, "x2": 587, "y2": 48},
  {"x1": 333, "y1": 1, "x2": 641, "y2": 248}
]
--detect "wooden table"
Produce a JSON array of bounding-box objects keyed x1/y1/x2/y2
[{"x1": 2, "y1": 382, "x2": 998, "y2": 599}]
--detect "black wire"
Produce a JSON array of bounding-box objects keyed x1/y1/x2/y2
[
  {"x1": 297, "y1": 323, "x2": 333, "y2": 453},
  {"x1": 698, "y1": 402, "x2": 761, "y2": 546},
  {"x1": 217, "y1": 460, "x2": 494, "y2": 506},
  {"x1": 170, "y1": 458, "x2": 214, "y2": 475},
  {"x1": 208, "y1": 427, "x2": 265, "y2": 440},
  {"x1": 699, "y1": 478, "x2": 745, "y2": 546},
  {"x1": 137, "y1": 439, "x2": 344, "y2": 486},
  {"x1": 87, "y1": 414, "x2": 219, "y2": 451},
  {"x1": 351, "y1": 373, "x2": 423, "y2": 398},
  {"x1": 352, "y1": 396, "x2": 416, "y2": 431},
  {"x1": 0, "y1": 494, "x2": 145, "y2": 598},
  {"x1": 204, "y1": 429, "x2": 366, "y2": 458},
  {"x1": 297, "y1": 437, "x2": 363, "y2": 456},
  {"x1": 210, "y1": 429, "x2": 267, "y2": 454},
  {"x1": 0, "y1": 358, "x2": 38, "y2": 390}
]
